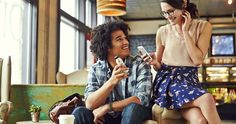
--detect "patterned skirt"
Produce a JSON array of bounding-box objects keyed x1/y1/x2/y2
[{"x1": 153, "y1": 64, "x2": 207, "y2": 109}]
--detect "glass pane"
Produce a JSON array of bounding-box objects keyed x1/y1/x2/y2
[
  {"x1": 206, "y1": 67, "x2": 229, "y2": 82},
  {"x1": 198, "y1": 67, "x2": 202, "y2": 82},
  {"x1": 86, "y1": 0, "x2": 91, "y2": 27},
  {"x1": 87, "y1": 40, "x2": 94, "y2": 68},
  {"x1": 59, "y1": 21, "x2": 76, "y2": 74},
  {"x1": 61, "y1": 0, "x2": 76, "y2": 18},
  {"x1": 0, "y1": 0, "x2": 36, "y2": 84},
  {"x1": 97, "y1": 14, "x2": 105, "y2": 25}
]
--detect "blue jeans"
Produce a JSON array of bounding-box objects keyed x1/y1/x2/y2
[{"x1": 72, "y1": 103, "x2": 151, "y2": 124}]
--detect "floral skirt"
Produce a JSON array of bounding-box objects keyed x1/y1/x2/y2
[{"x1": 153, "y1": 64, "x2": 207, "y2": 109}]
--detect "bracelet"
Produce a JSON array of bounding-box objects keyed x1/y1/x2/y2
[{"x1": 108, "y1": 102, "x2": 113, "y2": 111}]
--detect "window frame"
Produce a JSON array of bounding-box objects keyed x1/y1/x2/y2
[{"x1": 58, "y1": 0, "x2": 96, "y2": 74}]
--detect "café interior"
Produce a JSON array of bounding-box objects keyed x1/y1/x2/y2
[{"x1": 0, "y1": 0, "x2": 236, "y2": 124}]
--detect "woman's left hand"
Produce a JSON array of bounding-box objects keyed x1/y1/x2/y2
[{"x1": 182, "y1": 10, "x2": 192, "y2": 31}]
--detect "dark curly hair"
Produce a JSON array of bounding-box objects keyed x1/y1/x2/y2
[
  {"x1": 160, "y1": 0, "x2": 199, "y2": 19},
  {"x1": 90, "y1": 21, "x2": 130, "y2": 60}
]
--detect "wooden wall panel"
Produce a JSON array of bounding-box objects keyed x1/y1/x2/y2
[{"x1": 37, "y1": 0, "x2": 58, "y2": 84}]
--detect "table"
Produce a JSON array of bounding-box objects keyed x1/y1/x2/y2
[{"x1": 16, "y1": 120, "x2": 55, "y2": 124}]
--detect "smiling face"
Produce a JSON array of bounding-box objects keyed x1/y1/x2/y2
[
  {"x1": 108, "y1": 29, "x2": 130, "y2": 59},
  {"x1": 160, "y1": 2, "x2": 183, "y2": 25}
]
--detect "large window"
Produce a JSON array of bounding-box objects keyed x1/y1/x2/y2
[
  {"x1": 59, "y1": 0, "x2": 96, "y2": 74},
  {"x1": 0, "y1": 0, "x2": 37, "y2": 84}
]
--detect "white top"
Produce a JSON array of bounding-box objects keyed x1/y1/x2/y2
[{"x1": 158, "y1": 19, "x2": 207, "y2": 66}]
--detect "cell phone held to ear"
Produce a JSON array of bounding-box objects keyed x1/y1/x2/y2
[{"x1": 137, "y1": 46, "x2": 152, "y2": 61}]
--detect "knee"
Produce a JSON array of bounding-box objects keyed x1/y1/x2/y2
[
  {"x1": 200, "y1": 93, "x2": 215, "y2": 106},
  {"x1": 122, "y1": 103, "x2": 150, "y2": 124},
  {"x1": 123, "y1": 103, "x2": 140, "y2": 113},
  {"x1": 72, "y1": 106, "x2": 94, "y2": 124},
  {"x1": 198, "y1": 117, "x2": 207, "y2": 124},
  {"x1": 122, "y1": 103, "x2": 151, "y2": 117},
  {"x1": 72, "y1": 106, "x2": 90, "y2": 116}
]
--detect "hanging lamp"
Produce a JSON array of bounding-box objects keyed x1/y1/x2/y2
[{"x1": 97, "y1": 0, "x2": 127, "y2": 16}]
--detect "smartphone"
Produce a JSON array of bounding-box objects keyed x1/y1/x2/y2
[
  {"x1": 114, "y1": 56, "x2": 129, "y2": 73},
  {"x1": 114, "y1": 56, "x2": 125, "y2": 66},
  {"x1": 137, "y1": 46, "x2": 152, "y2": 61}
]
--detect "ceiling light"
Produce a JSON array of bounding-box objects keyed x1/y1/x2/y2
[
  {"x1": 228, "y1": 0, "x2": 233, "y2": 4},
  {"x1": 97, "y1": 0, "x2": 127, "y2": 16}
]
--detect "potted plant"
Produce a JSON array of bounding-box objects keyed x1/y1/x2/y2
[{"x1": 29, "y1": 104, "x2": 41, "y2": 122}]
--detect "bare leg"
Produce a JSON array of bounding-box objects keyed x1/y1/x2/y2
[
  {"x1": 182, "y1": 93, "x2": 221, "y2": 124},
  {"x1": 181, "y1": 107, "x2": 207, "y2": 124}
]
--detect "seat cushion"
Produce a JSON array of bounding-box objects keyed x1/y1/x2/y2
[
  {"x1": 56, "y1": 72, "x2": 66, "y2": 84},
  {"x1": 143, "y1": 120, "x2": 158, "y2": 124},
  {"x1": 161, "y1": 119, "x2": 186, "y2": 124},
  {"x1": 162, "y1": 108, "x2": 182, "y2": 119},
  {"x1": 66, "y1": 69, "x2": 88, "y2": 85}
]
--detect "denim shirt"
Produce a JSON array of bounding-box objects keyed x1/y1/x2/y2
[{"x1": 85, "y1": 55, "x2": 152, "y2": 107}]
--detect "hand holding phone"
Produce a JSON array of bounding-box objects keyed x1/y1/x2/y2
[
  {"x1": 114, "y1": 56, "x2": 129, "y2": 73},
  {"x1": 137, "y1": 46, "x2": 152, "y2": 62},
  {"x1": 182, "y1": 10, "x2": 192, "y2": 31}
]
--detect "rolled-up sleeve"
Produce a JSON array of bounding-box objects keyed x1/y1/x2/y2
[
  {"x1": 84, "y1": 66, "x2": 100, "y2": 99},
  {"x1": 134, "y1": 62, "x2": 152, "y2": 107}
]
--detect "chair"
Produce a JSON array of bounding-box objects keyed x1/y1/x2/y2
[
  {"x1": 0, "y1": 56, "x2": 13, "y2": 124},
  {"x1": 56, "y1": 69, "x2": 88, "y2": 85},
  {"x1": 151, "y1": 104, "x2": 187, "y2": 124},
  {"x1": 143, "y1": 104, "x2": 187, "y2": 124}
]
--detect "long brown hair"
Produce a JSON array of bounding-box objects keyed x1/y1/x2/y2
[{"x1": 160, "y1": 0, "x2": 199, "y2": 19}]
